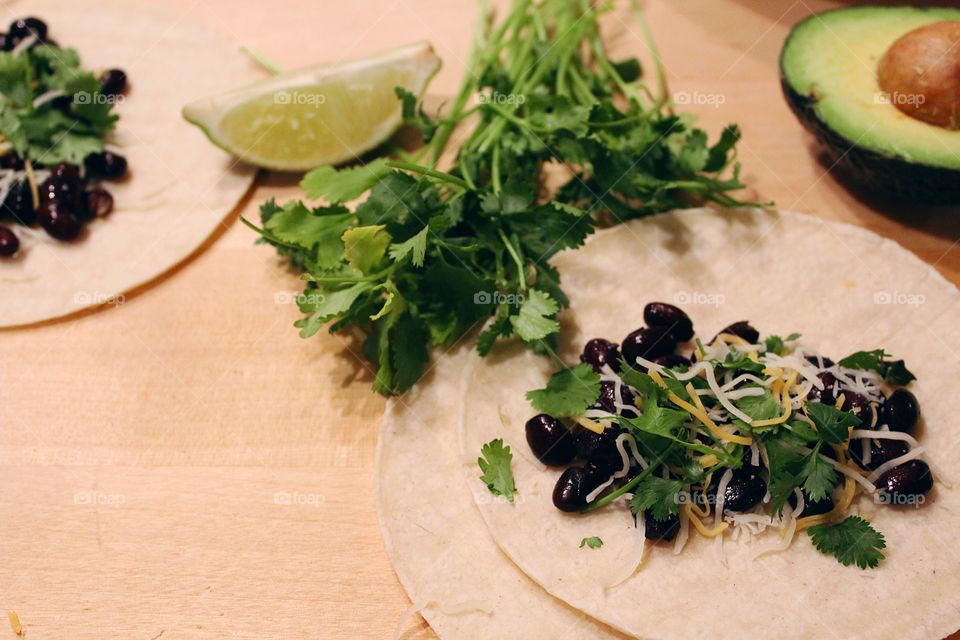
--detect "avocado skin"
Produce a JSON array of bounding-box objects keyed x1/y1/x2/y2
[{"x1": 781, "y1": 77, "x2": 960, "y2": 205}]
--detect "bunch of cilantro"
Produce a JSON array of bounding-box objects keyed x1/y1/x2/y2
[
  {"x1": 251, "y1": 0, "x2": 756, "y2": 396},
  {"x1": 0, "y1": 44, "x2": 118, "y2": 165}
]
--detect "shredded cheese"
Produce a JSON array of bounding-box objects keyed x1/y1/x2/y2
[
  {"x1": 669, "y1": 384, "x2": 753, "y2": 445},
  {"x1": 685, "y1": 503, "x2": 729, "y2": 537},
  {"x1": 576, "y1": 416, "x2": 605, "y2": 434}
]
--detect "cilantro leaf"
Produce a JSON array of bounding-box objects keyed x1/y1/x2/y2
[
  {"x1": 478, "y1": 439, "x2": 517, "y2": 503},
  {"x1": 629, "y1": 476, "x2": 684, "y2": 521},
  {"x1": 580, "y1": 536, "x2": 604, "y2": 549},
  {"x1": 295, "y1": 282, "x2": 374, "y2": 338},
  {"x1": 263, "y1": 202, "x2": 353, "y2": 269},
  {"x1": 806, "y1": 402, "x2": 860, "y2": 444},
  {"x1": 526, "y1": 363, "x2": 600, "y2": 416},
  {"x1": 342, "y1": 225, "x2": 391, "y2": 274},
  {"x1": 800, "y1": 446, "x2": 838, "y2": 502},
  {"x1": 838, "y1": 349, "x2": 916, "y2": 385},
  {"x1": 808, "y1": 516, "x2": 886, "y2": 569},
  {"x1": 627, "y1": 402, "x2": 690, "y2": 440},
  {"x1": 764, "y1": 439, "x2": 805, "y2": 516},
  {"x1": 301, "y1": 158, "x2": 391, "y2": 203},
  {"x1": 388, "y1": 226, "x2": 429, "y2": 267},
  {"x1": 734, "y1": 389, "x2": 780, "y2": 425},
  {"x1": 510, "y1": 289, "x2": 560, "y2": 342}
]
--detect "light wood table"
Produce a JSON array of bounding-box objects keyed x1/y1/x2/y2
[{"x1": 3, "y1": 1, "x2": 958, "y2": 638}]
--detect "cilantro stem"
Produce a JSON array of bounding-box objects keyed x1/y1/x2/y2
[
  {"x1": 581, "y1": 443, "x2": 678, "y2": 513},
  {"x1": 497, "y1": 227, "x2": 526, "y2": 291},
  {"x1": 385, "y1": 160, "x2": 469, "y2": 189},
  {"x1": 240, "y1": 47, "x2": 285, "y2": 76}
]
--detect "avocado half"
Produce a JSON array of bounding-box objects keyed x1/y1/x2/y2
[{"x1": 780, "y1": 6, "x2": 960, "y2": 203}]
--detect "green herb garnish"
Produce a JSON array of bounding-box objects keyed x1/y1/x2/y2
[
  {"x1": 838, "y1": 349, "x2": 916, "y2": 385},
  {"x1": 0, "y1": 45, "x2": 118, "y2": 165},
  {"x1": 478, "y1": 439, "x2": 517, "y2": 503},
  {"x1": 807, "y1": 516, "x2": 886, "y2": 569},
  {"x1": 580, "y1": 536, "x2": 604, "y2": 549},
  {"x1": 526, "y1": 363, "x2": 601, "y2": 417}
]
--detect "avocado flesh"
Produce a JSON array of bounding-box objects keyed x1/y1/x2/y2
[{"x1": 781, "y1": 6, "x2": 960, "y2": 202}]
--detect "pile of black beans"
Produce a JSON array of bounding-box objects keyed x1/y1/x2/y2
[
  {"x1": 804, "y1": 356, "x2": 931, "y2": 506},
  {"x1": 0, "y1": 17, "x2": 128, "y2": 258},
  {"x1": 525, "y1": 301, "x2": 934, "y2": 544}
]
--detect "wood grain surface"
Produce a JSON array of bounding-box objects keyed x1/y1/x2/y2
[{"x1": 2, "y1": 1, "x2": 958, "y2": 638}]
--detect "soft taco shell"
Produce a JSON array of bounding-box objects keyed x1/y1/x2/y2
[
  {"x1": 458, "y1": 207, "x2": 960, "y2": 640},
  {"x1": 0, "y1": 0, "x2": 259, "y2": 327},
  {"x1": 377, "y1": 343, "x2": 630, "y2": 639}
]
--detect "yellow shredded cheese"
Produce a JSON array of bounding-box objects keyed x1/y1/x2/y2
[
  {"x1": 576, "y1": 416, "x2": 605, "y2": 434},
  {"x1": 685, "y1": 503, "x2": 728, "y2": 537},
  {"x1": 698, "y1": 454, "x2": 718, "y2": 468},
  {"x1": 669, "y1": 385, "x2": 753, "y2": 445},
  {"x1": 751, "y1": 372, "x2": 795, "y2": 428}
]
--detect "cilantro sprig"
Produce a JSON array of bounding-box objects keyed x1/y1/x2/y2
[
  {"x1": 478, "y1": 438, "x2": 517, "y2": 503},
  {"x1": 808, "y1": 516, "x2": 886, "y2": 569},
  {"x1": 251, "y1": 0, "x2": 756, "y2": 395}
]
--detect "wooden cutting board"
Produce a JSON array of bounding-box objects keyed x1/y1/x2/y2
[{"x1": 2, "y1": 1, "x2": 958, "y2": 638}]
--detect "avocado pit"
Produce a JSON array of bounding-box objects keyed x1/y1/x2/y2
[{"x1": 878, "y1": 20, "x2": 960, "y2": 130}]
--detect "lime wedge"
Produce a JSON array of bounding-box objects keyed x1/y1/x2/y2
[{"x1": 182, "y1": 42, "x2": 440, "y2": 171}]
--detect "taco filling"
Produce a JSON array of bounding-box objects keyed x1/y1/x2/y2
[{"x1": 514, "y1": 301, "x2": 934, "y2": 570}]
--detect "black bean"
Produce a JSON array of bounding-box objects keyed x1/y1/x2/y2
[
  {"x1": 0, "y1": 33, "x2": 8, "y2": 51},
  {"x1": 876, "y1": 460, "x2": 933, "y2": 506},
  {"x1": 552, "y1": 465, "x2": 605, "y2": 512},
  {"x1": 99, "y1": 69, "x2": 127, "y2": 96},
  {"x1": 580, "y1": 338, "x2": 620, "y2": 373},
  {"x1": 881, "y1": 389, "x2": 920, "y2": 434},
  {"x1": 807, "y1": 372, "x2": 838, "y2": 405},
  {"x1": 839, "y1": 391, "x2": 874, "y2": 425},
  {"x1": 621, "y1": 326, "x2": 676, "y2": 367},
  {"x1": 49, "y1": 95, "x2": 73, "y2": 113},
  {"x1": 643, "y1": 302, "x2": 695, "y2": 342},
  {"x1": 40, "y1": 163, "x2": 83, "y2": 208},
  {"x1": 849, "y1": 437, "x2": 909, "y2": 472},
  {"x1": 804, "y1": 355, "x2": 835, "y2": 369},
  {"x1": 82, "y1": 188, "x2": 113, "y2": 219},
  {"x1": 644, "y1": 512, "x2": 680, "y2": 541},
  {"x1": 0, "y1": 225, "x2": 19, "y2": 257},
  {"x1": 2, "y1": 179, "x2": 35, "y2": 225},
  {"x1": 718, "y1": 466, "x2": 766, "y2": 513},
  {"x1": 575, "y1": 426, "x2": 626, "y2": 475},
  {"x1": 714, "y1": 321, "x2": 759, "y2": 345},
  {"x1": 525, "y1": 414, "x2": 576, "y2": 467},
  {"x1": 84, "y1": 151, "x2": 127, "y2": 180},
  {"x1": 37, "y1": 202, "x2": 83, "y2": 241},
  {"x1": 0, "y1": 153, "x2": 23, "y2": 170},
  {"x1": 789, "y1": 490, "x2": 834, "y2": 517},
  {"x1": 596, "y1": 380, "x2": 637, "y2": 418},
  {"x1": 8, "y1": 17, "x2": 47, "y2": 42}
]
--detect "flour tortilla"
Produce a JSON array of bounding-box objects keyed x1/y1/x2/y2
[
  {"x1": 0, "y1": 0, "x2": 259, "y2": 327},
  {"x1": 377, "y1": 343, "x2": 630, "y2": 639},
  {"x1": 459, "y1": 208, "x2": 960, "y2": 640}
]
